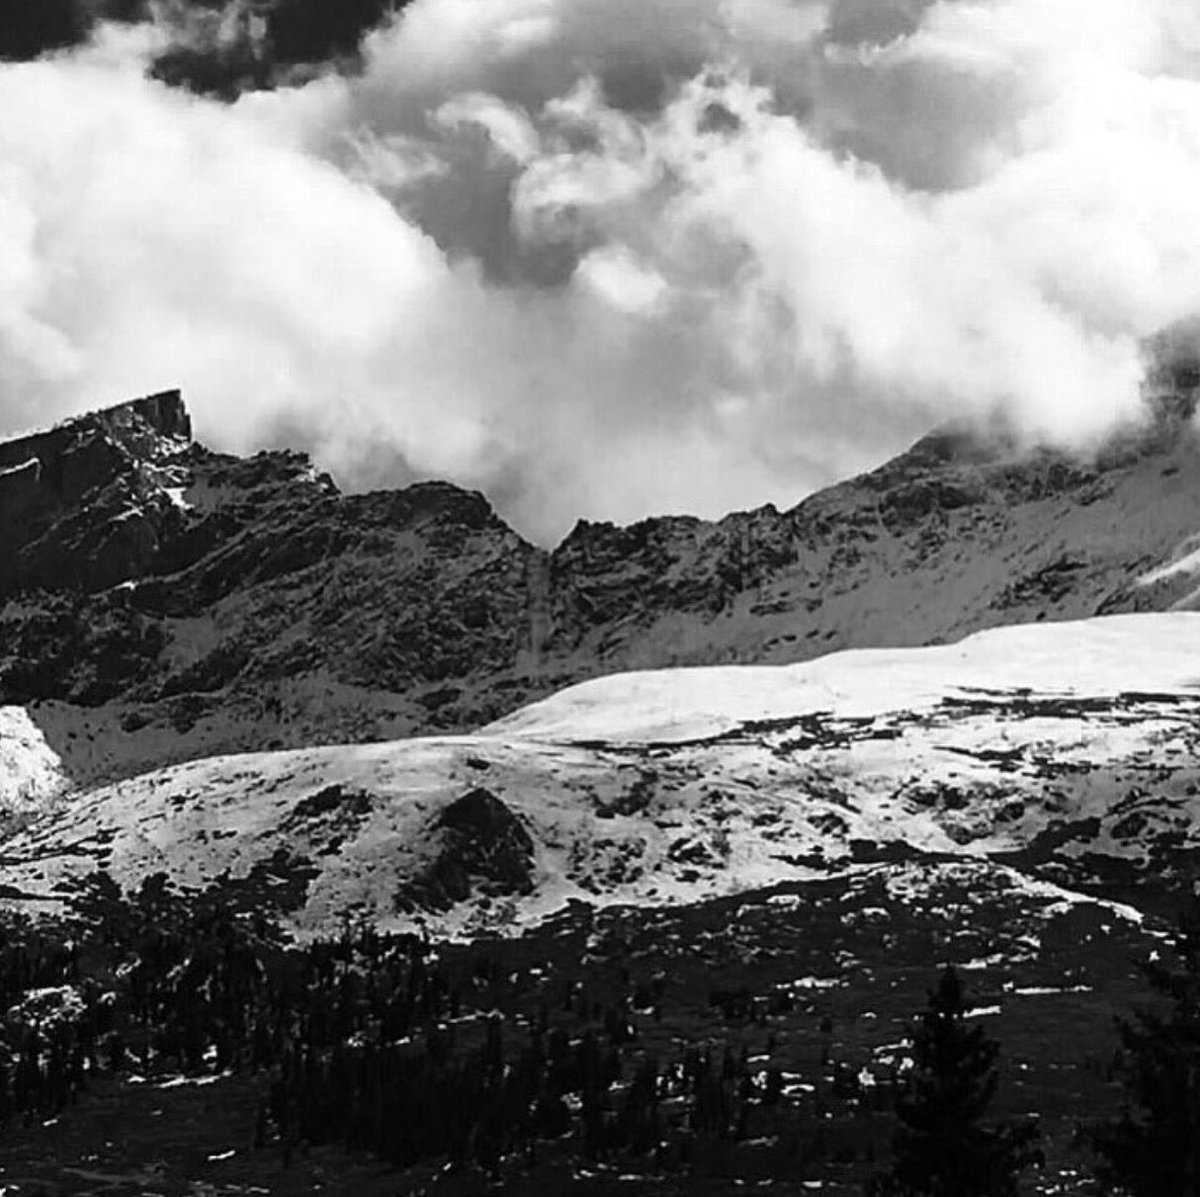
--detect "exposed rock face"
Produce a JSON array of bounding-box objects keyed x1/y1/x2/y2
[
  {"x1": 0, "y1": 395, "x2": 536, "y2": 743},
  {"x1": 4, "y1": 389, "x2": 1200, "y2": 782},
  {"x1": 541, "y1": 419, "x2": 1200, "y2": 676},
  {"x1": 394, "y1": 788, "x2": 536, "y2": 914},
  {"x1": 0, "y1": 391, "x2": 193, "y2": 597}
]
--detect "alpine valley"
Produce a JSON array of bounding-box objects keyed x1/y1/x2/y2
[{"x1": 4, "y1": 384, "x2": 1200, "y2": 1194}]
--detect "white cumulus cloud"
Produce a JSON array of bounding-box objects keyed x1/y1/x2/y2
[{"x1": 1, "y1": 0, "x2": 1200, "y2": 542}]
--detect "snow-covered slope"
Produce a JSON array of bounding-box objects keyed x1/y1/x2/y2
[
  {"x1": 0, "y1": 707, "x2": 69, "y2": 816},
  {"x1": 486, "y1": 613, "x2": 1200, "y2": 742},
  {"x1": 4, "y1": 613, "x2": 1200, "y2": 935}
]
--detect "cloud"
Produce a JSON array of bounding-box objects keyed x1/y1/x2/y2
[{"x1": 2, "y1": 0, "x2": 1200, "y2": 543}]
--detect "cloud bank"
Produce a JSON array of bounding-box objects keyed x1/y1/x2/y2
[{"x1": 2, "y1": 0, "x2": 1200, "y2": 541}]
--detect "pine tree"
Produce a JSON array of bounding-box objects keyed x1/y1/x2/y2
[
  {"x1": 869, "y1": 966, "x2": 1041, "y2": 1197},
  {"x1": 1094, "y1": 901, "x2": 1200, "y2": 1196}
]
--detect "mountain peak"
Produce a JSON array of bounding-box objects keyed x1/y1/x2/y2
[
  {"x1": 103, "y1": 388, "x2": 192, "y2": 445},
  {"x1": 82, "y1": 388, "x2": 192, "y2": 442},
  {"x1": 0, "y1": 389, "x2": 192, "y2": 467},
  {"x1": 0, "y1": 390, "x2": 196, "y2": 599}
]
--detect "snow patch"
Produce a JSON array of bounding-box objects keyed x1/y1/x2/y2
[
  {"x1": 1138, "y1": 539, "x2": 1200, "y2": 588},
  {"x1": 0, "y1": 707, "x2": 68, "y2": 810},
  {"x1": 1012, "y1": 985, "x2": 1092, "y2": 996},
  {"x1": 0, "y1": 456, "x2": 39, "y2": 480}
]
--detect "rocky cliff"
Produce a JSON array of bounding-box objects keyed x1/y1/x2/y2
[{"x1": 0, "y1": 391, "x2": 193, "y2": 597}]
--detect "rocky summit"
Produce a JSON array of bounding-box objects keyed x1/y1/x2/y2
[
  {"x1": 4, "y1": 388, "x2": 1200, "y2": 789},
  {"x1": 0, "y1": 391, "x2": 193, "y2": 597}
]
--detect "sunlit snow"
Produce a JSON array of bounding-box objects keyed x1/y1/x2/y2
[
  {"x1": 4, "y1": 613, "x2": 1200, "y2": 933},
  {"x1": 0, "y1": 707, "x2": 68, "y2": 809},
  {"x1": 486, "y1": 613, "x2": 1200, "y2": 743}
]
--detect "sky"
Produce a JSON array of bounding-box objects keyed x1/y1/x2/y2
[{"x1": 2, "y1": 0, "x2": 1200, "y2": 543}]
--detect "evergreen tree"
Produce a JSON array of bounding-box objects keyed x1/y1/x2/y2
[
  {"x1": 1094, "y1": 901, "x2": 1200, "y2": 1196},
  {"x1": 869, "y1": 966, "x2": 1040, "y2": 1197}
]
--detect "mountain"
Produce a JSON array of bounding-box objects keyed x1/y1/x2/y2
[
  {"x1": 3, "y1": 612, "x2": 1197, "y2": 937},
  {"x1": 0, "y1": 391, "x2": 538, "y2": 785},
  {"x1": 5, "y1": 392, "x2": 1200, "y2": 1195},
  {"x1": 3, "y1": 388, "x2": 1200, "y2": 793}
]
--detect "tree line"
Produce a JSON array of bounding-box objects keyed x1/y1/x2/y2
[{"x1": 1, "y1": 871, "x2": 1200, "y2": 1194}]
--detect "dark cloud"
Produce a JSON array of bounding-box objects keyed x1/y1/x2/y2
[
  {"x1": 0, "y1": 0, "x2": 98, "y2": 60},
  {"x1": 0, "y1": 0, "x2": 410, "y2": 97},
  {"x1": 146, "y1": 0, "x2": 414, "y2": 96}
]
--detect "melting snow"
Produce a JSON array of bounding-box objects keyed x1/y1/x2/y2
[
  {"x1": 155, "y1": 1073, "x2": 228, "y2": 1089},
  {"x1": 1013, "y1": 985, "x2": 1093, "y2": 996},
  {"x1": 965, "y1": 1005, "x2": 1002, "y2": 1018}
]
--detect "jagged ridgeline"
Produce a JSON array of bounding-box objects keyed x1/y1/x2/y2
[
  {"x1": 0, "y1": 391, "x2": 194, "y2": 596},
  {"x1": 4, "y1": 385, "x2": 1200, "y2": 771}
]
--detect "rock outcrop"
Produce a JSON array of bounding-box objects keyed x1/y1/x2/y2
[
  {"x1": 395, "y1": 789, "x2": 536, "y2": 914},
  {"x1": 0, "y1": 391, "x2": 193, "y2": 597}
]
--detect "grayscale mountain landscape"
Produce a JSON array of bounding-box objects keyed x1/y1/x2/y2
[
  {"x1": 1, "y1": 384, "x2": 1200, "y2": 1193},
  {"x1": 5, "y1": 1, "x2": 1200, "y2": 1194}
]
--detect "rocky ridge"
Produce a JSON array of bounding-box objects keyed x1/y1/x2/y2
[
  {"x1": 4, "y1": 387, "x2": 1200, "y2": 788},
  {"x1": 0, "y1": 391, "x2": 193, "y2": 598}
]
